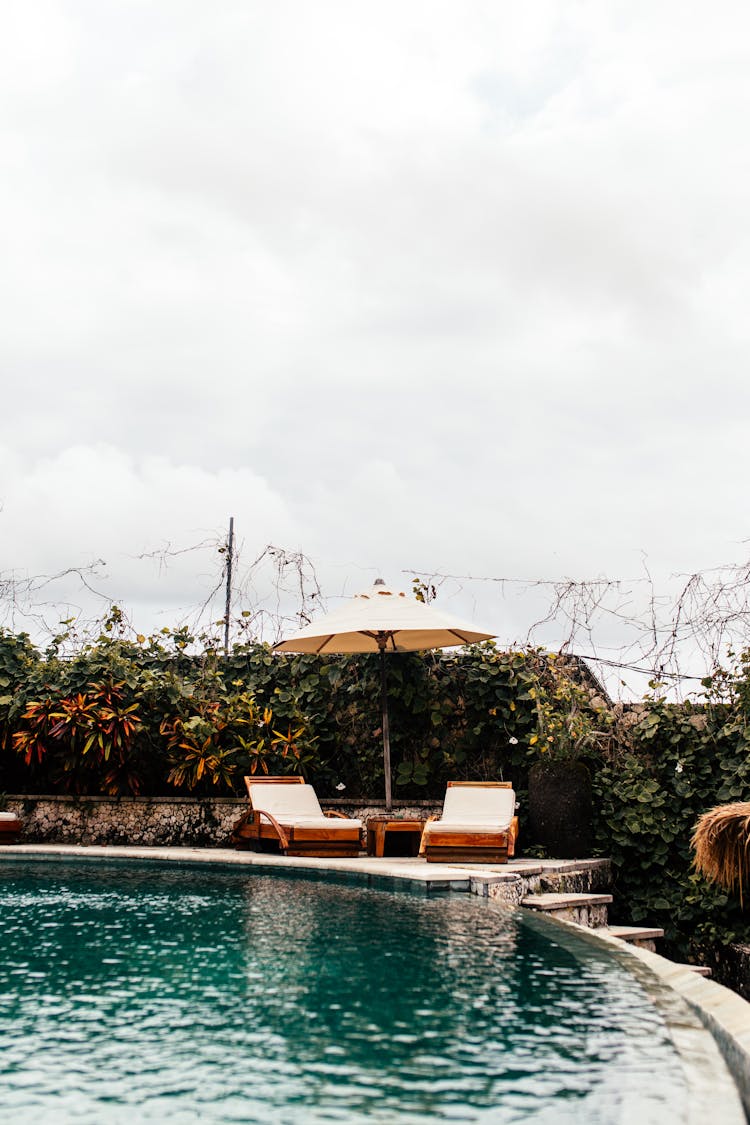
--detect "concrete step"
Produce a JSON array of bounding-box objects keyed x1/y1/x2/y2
[
  {"x1": 605, "y1": 924, "x2": 665, "y2": 952},
  {"x1": 521, "y1": 892, "x2": 612, "y2": 928}
]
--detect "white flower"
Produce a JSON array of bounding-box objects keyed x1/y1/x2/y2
[
  {"x1": 675, "y1": 762, "x2": 684, "y2": 774},
  {"x1": 508, "y1": 737, "x2": 518, "y2": 745},
  {"x1": 336, "y1": 782, "x2": 346, "y2": 791}
]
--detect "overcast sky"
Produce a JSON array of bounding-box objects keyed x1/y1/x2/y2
[{"x1": 2, "y1": 1, "x2": 750, "y2": 687}]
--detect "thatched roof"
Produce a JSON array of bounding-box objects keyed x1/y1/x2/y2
[{"x1": 692, "y1": 802, "x2": 750, "y2": 905}]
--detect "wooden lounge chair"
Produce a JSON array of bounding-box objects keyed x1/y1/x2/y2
[
  {"x1": 0, "y1": 812, "x2": 22, "y2": 844},
  {"x1": 419, "y1": 781, "x2": 519, "y2": 863},
  {"x1": 231, "y1": 776, "x2": 364, "y2": 857}
]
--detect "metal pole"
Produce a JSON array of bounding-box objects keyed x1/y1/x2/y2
[
  {"x1": 223, "y1": 516, "x2": 234, "y2": 658},
  {"x1": 380, "y1": 646, "x2": 392, "y2": 810}
]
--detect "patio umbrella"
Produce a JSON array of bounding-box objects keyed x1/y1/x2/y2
[{"x1": 273, "y1": 578, "x2": 496, "y2": 809}]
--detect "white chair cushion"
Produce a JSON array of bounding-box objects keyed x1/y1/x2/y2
[
  {"x1": 439, "y1": 786, "x2": 515, "y2": 828},
  {"x1": 248, "y1": 783, "x2": 324, "y2": 819},
  {"x1": 422, "y1": 820, "x2": 510, "y2": 837},
  {"x1": 280, "y1": 816, "x2": 362, "y2": 831}
]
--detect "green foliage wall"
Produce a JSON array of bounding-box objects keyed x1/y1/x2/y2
[
  {"x1": 2, "y1": 621, "x2": 750, "y2": 962},
  {"x1": 0, "y1": 625, "x2": 538, "y2": 800},
  {"x1": 592, "y1": 688, "x2": 750, "y2": 959}
]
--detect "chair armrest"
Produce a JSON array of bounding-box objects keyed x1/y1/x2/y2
[
  {"x1": 508, "y1": 816, "x2": 519, "y2": 858},
  {"x1": 254, "y1": 808, "x2": 290, "y2": 851},
  {"x1": 418, "y1": 814, "x2": 439, "y2": 856}
]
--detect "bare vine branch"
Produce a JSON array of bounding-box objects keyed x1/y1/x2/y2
[
  {"x1": 404, "y1": 555, "x2": 750, "y2": 696},
  {"x1": 7, "y1": 532, "x2": 750, "y2": 701}
]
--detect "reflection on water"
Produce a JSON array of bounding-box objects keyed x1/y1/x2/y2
[{"x1": 0, "y1": 859, "x2": 686, "y2": 1123}]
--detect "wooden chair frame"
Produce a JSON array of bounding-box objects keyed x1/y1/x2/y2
[
  {"x1": 231, "y1": 776, "x2": 363, "y2": 857},
  {"x1": 420, "y1": 781, "x2": 519, "y2": 864}
]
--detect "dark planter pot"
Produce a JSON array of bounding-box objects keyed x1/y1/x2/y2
[{"x1": 528, "y1": 759, "x2": 593, "y2": 858}]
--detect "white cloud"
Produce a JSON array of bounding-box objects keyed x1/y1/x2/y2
[
  {"x1": 0, "y1": 444, "x2": 295, "y2": 627},
  {"x1": 2, "y1": 1, "x2": 750, "y2": 688}
]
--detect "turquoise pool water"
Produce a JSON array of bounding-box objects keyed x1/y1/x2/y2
[{"x1": 0, "y1": 859, "x2": 689, "y2": 1123}]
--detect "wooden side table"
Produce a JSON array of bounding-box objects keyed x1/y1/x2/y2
[{"x1": 366, "y1": 817, "x2": 425, "y2": 858}]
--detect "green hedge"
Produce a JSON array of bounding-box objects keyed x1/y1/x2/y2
[
  {"x1": 592, "y1": 689, "x2": 750, "y2": 959},
  {"x1": 0, "y1": 623, "x2": 538, "y2": 800},
  {"x1": 1, "y1": 620, "x2": 749, "y2": 962}
]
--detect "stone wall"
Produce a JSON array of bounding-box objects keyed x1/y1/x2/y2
[
  {"x1": 706, "y1": 943, "x2": 750, "y2": 1002},
  {"x1": 3, "y1": 795, "x2": 441, "y2": 847}
]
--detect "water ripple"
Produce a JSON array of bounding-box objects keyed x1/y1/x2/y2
[{"x1": 0, "y1": 859, "x2": 687, "y2": 1123}]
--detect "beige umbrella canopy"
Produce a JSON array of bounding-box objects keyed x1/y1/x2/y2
[{"x1": 273, "y1": 578, "x2": 496, "y2": 809}]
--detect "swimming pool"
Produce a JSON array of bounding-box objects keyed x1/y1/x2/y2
[{"x1": 0, "y1": 858, "x2": 719, "y2": 1122}]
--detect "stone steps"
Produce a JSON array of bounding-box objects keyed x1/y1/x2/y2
[
  {"x1": 521, "y1": 892, "x2": 613, "y2": 928},
  {"x1": 537, "y1": 866, "x2": 612, "y2": 895},
  {"x1": 518, "y1": 874, "x2": 716, "y2": 978},
  {"x1": 521, "y1": 895, "x2": 668, "y2": 958},
  {"x1": 469, "y1": 860, "x2": 612, "y2": 907},
  {"x1": 605, "y1": 924, "x2": 665, "y2": 952}
]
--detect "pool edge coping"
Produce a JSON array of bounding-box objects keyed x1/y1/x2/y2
[
  {"x1": 535, "y1": 911, "x2": 750, "y2": 1124},
  {"x1": 0, "y1": 842, "x2": 610, "y2": 894}
]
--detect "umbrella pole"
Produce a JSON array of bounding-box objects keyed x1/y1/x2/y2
[{"x1": 380, "y1": 647, "x2": 392, "y2": 811}]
